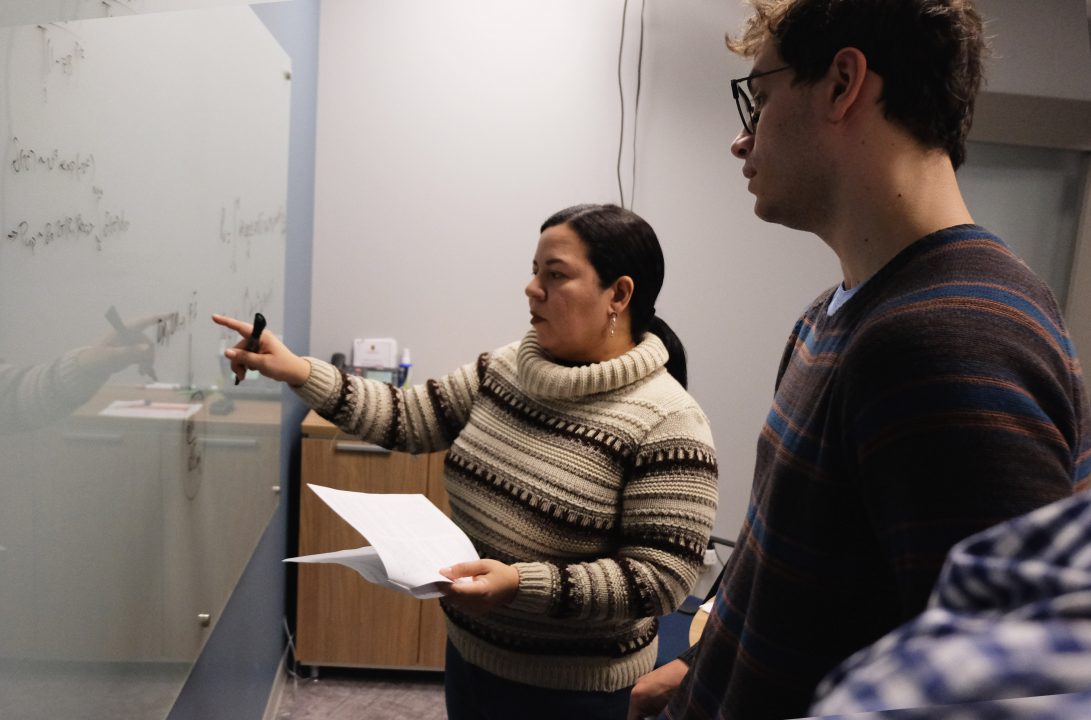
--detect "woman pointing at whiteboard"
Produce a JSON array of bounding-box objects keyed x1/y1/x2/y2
[{"x1": 213, "y1": 203, "x2": 718, "y2": 720}]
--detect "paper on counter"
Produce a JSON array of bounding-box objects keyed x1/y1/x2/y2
[
  {"x1": 99, "y1": 399, "x2": 201, "y2": 419},
  {"x1": 285, "y1": 484, "x2": 479, "y2": 600}
]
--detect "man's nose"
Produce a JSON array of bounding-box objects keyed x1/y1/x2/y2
[{"x1": 731, "y1": 128, "x2": 753, "y2": 159}]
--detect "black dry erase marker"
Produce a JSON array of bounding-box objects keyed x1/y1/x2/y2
[
  {"x1": 236, "y1": 313, "x2": 266, "y2": 385},
  {"x1": 246, "y1": 313, "x2": 266, "y2": 352}
]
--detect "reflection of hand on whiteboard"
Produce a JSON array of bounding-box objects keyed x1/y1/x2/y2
[
  {"x1": 103, "y1": 306, "x2": 158, "y2": 380},
  {"x1": 0, "y1": 332, "x2": 153, "y2": 435}
]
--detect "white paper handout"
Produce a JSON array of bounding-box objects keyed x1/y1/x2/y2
[{"x1": 284, "y1": 483, "x2": 479, "y2": 599}]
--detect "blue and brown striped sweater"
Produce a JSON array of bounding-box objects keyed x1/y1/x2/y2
[
  {"x1": 296, "y1": 330, "x2": 719, "y2": 692},
  {"x1": 668, "y1": 225, "x2": 1091, "y2": 720}
]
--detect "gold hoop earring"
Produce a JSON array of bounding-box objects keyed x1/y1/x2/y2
[{"x1": 609, "y1": 312, "x2": 617, "y2": 337}]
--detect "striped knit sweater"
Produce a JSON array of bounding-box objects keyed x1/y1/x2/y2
[
  {"x1": 0, "y1": 349, "x2": 113, "y2": 434},
  {"x1": 295, "y1": 331, "x2": 719, "y2": 691},
  {"x1": 667, "y1": 225, "x2": 1091, "y2": 720}
]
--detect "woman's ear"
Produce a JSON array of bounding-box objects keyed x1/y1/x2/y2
[
  {"x1": 825, "y1": 47, "x2": 870, "y2": 123},
  {"x1": 611, "y1": 276, "x2": 635, "y2": 312}
]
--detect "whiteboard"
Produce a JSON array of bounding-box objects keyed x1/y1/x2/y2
[
  {"x1": 0, "y1": 0, "x2": 277, "y2": 28},
  {"x1": 0, "y1": 8, "x2": 288, "y2": 389},
  {"x1": 0, "y1": 6, "x2": 289, "y2": 716}
]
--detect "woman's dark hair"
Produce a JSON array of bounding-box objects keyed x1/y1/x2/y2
[{"x1": 540, "y1": 203, "x2": 688, "y2": 388}]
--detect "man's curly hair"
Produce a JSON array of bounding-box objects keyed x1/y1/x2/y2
[{"x1": 728, "y1": 0, "x2": 987, "y2": 169}]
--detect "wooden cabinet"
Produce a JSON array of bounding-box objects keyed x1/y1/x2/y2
[{"x1": 296, "y1": 410, "x2": 448, "y2": 670}]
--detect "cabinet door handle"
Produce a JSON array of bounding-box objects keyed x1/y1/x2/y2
[
  {"x1": 61, "y1": 431, "x2": 124, "y2": 444},
  {"x1": 334, "y1": 441, "x2": 390, "y2": 454},
  {"x1": 200, "y1": 437, "x2": 259, "y2": 449}
]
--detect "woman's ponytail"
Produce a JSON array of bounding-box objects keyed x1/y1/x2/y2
[{"x1": 649, "y1": 315, "x2": 687, "y2": 389}]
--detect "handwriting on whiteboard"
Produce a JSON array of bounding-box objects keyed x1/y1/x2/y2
[
  {"x1": 219, "y1": 198, "x2": 286, "y2": 242},
  {"x1": 4, "y1": 134, "x2": 130, "y2": 253},
  {"x1": 10, "y1": 138, "x2": 96, "y2": 179},
  {"x1": 219, "y1": 198, "x2": 286, "y2": 271},
  {"x1": 5, "y1": 208, "x2": 128, "y2": 253}
]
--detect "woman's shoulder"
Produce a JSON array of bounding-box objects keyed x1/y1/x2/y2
[
  {"x1": 477, "y1": 339, "x2": 521, "y2": 376},
  {"x1": 490, "y1": 339, "x2": 522, "y2": 360},
  {"x1": 625, "y1": 369, "x2": 713, "y2": 424},
  {"x1": 630, "y1": 372, "x2": 716, "y2": 450}
]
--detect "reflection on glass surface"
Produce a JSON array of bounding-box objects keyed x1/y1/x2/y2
[
  {"x1": 0, "y1": 5, "x2": 287, "y2": 718},
  {"x1": 0, "y1": 0, "x2": 264, "y2": 28}
]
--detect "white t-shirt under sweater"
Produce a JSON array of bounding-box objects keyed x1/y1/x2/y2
[{"x1": 295, "y1": 330, "x2": 719, "y2": 692}]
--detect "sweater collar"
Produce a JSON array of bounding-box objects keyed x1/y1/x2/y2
[{"x1": 516, "y1": 329, "x2": 668, "y2": 400}]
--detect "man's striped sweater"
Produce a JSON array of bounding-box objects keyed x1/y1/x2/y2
[
  {"x1": 295, "y1": 331, "x2": 719, "y2": 692},
  {"x1": 667, "y1": 225, "x2": 1091, "y2": 720}
]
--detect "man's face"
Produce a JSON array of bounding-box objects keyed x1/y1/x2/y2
[{"x1": 731, "y1": 43, "x2": 829, "y2": 232}]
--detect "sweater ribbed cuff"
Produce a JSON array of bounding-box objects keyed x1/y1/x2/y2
[
  {"x1": 508, "y1": 562, "x2": 555, "y2": 615},
  {"x1": 293, "y1": 357, "x2": 338, "y2": 411},
  {"x1": 62, "y1": 347, "x2": 104, "y2": 386}
]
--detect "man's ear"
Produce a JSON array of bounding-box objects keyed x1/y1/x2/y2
[
  {"x1": 611, "y1": 276, "x2": 634, "y2": 312},
  {"x1": 825, "y1": 47, "x2": 870, "y2": 123}
]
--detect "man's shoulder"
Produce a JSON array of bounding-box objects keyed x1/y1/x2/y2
[
  {"x1": 891, "y1": 226, "x2": 1048, "y2": 297},
  {"x1": 858, "y1": 228, "x2": 1062, "y2": 335}
]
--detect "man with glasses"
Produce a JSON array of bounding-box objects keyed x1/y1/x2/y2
[{"x1": 628, "y1": 1, "x2": 1091, "y2": 718}]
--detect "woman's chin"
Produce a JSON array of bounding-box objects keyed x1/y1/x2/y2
[{"x1": 535, "y1": 336, "x2": 562, "y2": 359}]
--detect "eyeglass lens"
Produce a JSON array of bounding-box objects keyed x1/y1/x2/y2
[
  {"x1": 738, "y1": 89, "x2": 755, "y2": 134},
  {"x1": 733, "y1": 82, "x2": 756, "y2": 134}
]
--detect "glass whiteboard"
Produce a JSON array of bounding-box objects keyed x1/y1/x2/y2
[{"x1": 0, "y1": 5, "x2": 288, "y2": 718}]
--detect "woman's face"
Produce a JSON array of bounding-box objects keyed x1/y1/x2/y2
[{"x1": 525, "y1": 223, "x2": 614, "y2": 363}]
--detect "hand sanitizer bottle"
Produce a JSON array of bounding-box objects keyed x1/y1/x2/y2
[{"x1": 398, "y1": 348, "x2": 412, "y2": 388}]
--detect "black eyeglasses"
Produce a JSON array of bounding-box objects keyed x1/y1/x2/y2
[{"x1": 730, "y1": 66, "x2": 791, "y2": 135}]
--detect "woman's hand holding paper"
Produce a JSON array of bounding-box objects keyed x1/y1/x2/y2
[{"x1": 440, "y1": 560, "x2": 519, "y2": 616}]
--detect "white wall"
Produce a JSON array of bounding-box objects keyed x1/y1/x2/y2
[
  {"x1": 311, "y1": 0, "x2": 840, "y2": 540},
  {"x1": 960, "y1": 143, "x2": 1086, "y2": 308},
  {"x1": 975, "y1": 0, "x2": 1091, "y2": 101},
  {"x1": 310, "y1": 0, "x2": 1088, "y2": 542}
]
